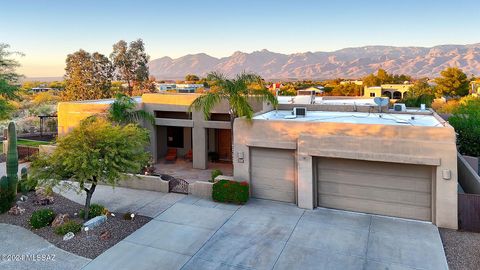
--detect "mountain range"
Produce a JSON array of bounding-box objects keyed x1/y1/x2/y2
[{"x1": 148, "y1": 43, "x2": 480, "y2": 80}]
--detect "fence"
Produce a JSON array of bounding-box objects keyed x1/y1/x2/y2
[
  {"x1": 17, "y1": 145, "x2": 39, "y2": 161},
  {"x1": 458, "y1": 193, "x2": 480, "y2": 232}
]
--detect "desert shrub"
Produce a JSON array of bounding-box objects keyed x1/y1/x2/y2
[
  {"x1": 30, "y1": 209, "x2": 55, "y2": 229},
  {"x1": 211, "y1": 169, "x2": 223, "y2": 182},
  {"x1": 449, "y1": 97, "x2": 480, "y2": 157},
  {"x1": 79, "y1": 203, "x2": 105, "y2": 219},
  {"x1": 212, "y1": 180, "x2": 249, "y2": 204},
  {"x1": 432, "y1": 99, "x2": 460, "y2": 114},
  {"x1": 0, "y1": 188, "x2": 15, "y2": 213},
  {"x1": 399, "y1": 94, "x2": 434, "y2": 107},
  {"x1": 54, "y1": 220, "x2": 82, "y2": 235}
]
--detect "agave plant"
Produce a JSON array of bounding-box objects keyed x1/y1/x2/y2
[{"x1": 108, "y1": 94, "x2": 154, "y2": 125}]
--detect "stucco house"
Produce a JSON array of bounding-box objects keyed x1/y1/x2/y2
[
  {"x1": 57, "y1": 93, "x2": 458, "y2": 229},
  {"x1": 364, "y1": 84, "x2": 413, "y2": 99}
]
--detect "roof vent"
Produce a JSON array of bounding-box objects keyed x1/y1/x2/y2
[
  {"x1": 393, "y1": 103, "x2": 407, "y2": 112},
  {"x1": 293, "y1": 107, "x2": 307, "y2": 117}
]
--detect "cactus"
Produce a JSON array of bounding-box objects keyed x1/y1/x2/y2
[
  {"x1": 21, "y1": 167, "x2": 27, "y2": 181},
  {"x1": 0, "y1": 175, "x2": 14, "y2": 213},
  {"x1": 6, "y1": 122, "x2": 18, "y2": 195}
]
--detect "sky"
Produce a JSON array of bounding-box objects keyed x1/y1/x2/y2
[{"x1": 1, "y1": 0, "x2": 479, "y2": 77}]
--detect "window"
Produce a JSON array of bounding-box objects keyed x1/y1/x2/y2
[
  {"x1": 167, "y1": 127, "x2": 184, "y2": 148},
  {"x1": 370, "y1": 93, "x2": 376, "y2": 97}
]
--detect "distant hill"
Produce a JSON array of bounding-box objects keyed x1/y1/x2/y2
[{"x1": 148, "y1": 43, "x2": 480, "y2": 80}]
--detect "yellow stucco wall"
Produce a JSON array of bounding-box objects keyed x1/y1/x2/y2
[{"x1": 57, "y1": 102, "x2": 110, "y2": 137}]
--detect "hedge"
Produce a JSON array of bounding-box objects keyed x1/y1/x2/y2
[{"x1": 212, "y1": 180, "x2": 249, "y2": 204}]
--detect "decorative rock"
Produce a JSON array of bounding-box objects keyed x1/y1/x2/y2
[
  {"x1": 8, "y1": 205, "x2": 25, "y2": 215},
  {"x1": 35, "y1": 187, "x2": 47, "y2": 197},
  {"x1": 99, "y1": 230, "x2": 111, "y2": 240},
  {"x1": 33, "y1": 195, "x2": 54, "y2": 205},
  {"x1": 83, "y1": 215, "x2": 107, "y2": 229},
  {"x1": 51, "y1": 214, "x2": 69, "y2": 227},
  {"x1": 19, "y1": 195, "x2": 28, "y2": 202},
  {"x1": 63, "y1": 232, "x2": 74, "y2": 241}
]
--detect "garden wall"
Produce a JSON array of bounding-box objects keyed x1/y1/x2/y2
[{"x1": 101, "y1": 174, "x2": 169, "y2": 193}]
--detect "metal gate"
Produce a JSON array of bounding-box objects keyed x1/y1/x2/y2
[{"x1": 168, "y1": 178, "x2": 189, "y2": 194}]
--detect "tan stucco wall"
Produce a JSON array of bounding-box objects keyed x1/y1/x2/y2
[
  {"x1": 233, "y1": 114, "x2": 458, "y2": 229},
  {"x1": 57, "y1": 93, "x2": 272, "y2": 170}
]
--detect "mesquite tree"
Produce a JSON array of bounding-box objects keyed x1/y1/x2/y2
[{"x1": 30, "y1": 116, "x2": 150, "y2": 220}]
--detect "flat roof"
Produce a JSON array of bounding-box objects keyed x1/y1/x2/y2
[
  {"x1": 70, "y1": 96, "x2": 142, "y2": 104},
  {"x1": 253, "y1": 110, "x2": 444, "y2": 127}
]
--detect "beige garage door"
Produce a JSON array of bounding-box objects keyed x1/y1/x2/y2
[
  {"x1": 250, "y1": 147, "x2": 295, "y2": 203},
  {"x1": 316, "y1": 158, "x2": 432, "y2": 221}
]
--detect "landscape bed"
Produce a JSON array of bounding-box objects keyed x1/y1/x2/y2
[
  {"x1": 0, "y1": 191, "x2": 151, "y2": 259},
  {"x1": 440, "y1": 228, "x2": 480, "y2": 270}
]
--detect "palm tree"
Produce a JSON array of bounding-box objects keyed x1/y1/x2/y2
[
  {"x1": 108, "y1": 93, "x2": 154, "y2": 125},
  {"x1": 189, "y1": 72, "x2": 277, "y2": 156}
]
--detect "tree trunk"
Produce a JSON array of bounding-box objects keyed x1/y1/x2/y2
[
  {"x1": 83, "y1": 181, "x2": 97, "y2": 221},
  {"x1": 230, "y1": 113, "x2": 235, "y2": 161}
]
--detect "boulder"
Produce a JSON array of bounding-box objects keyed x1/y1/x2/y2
[
  {"x1": 51, "y1": 214, "x2": 69, "y2": 227},
  {"x1": 33, "y1": 196, "x2": 54, "y2": 205},
  {"x1": 8, "y1": 205, "x2": 25, "y2": 216},
  {"x1": 99, "y1": 230, "x2": 111, "y2": 240},
  {"x1": 83, "y1": 215, "x2": 107, "y2": 230}
]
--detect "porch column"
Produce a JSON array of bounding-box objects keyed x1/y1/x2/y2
[{"x1": 193, "y1": 126, "x2": 208, "y2": 169}]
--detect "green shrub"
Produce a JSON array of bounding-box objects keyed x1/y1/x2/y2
[
  {"x1": 211, "y1": 169, "x2": 223, "y2": 182},
  {"x1": 212, "y1": 180, "x2": 249, "y2": 204},
  {"x1": 79, "y1": 203, "x2": 105, "y2": 219},
  {"x1": 449, "y1": 97, "x2": 480, "y2": 157},
  {"x1": 30, "y1": 209, "x2": 55, "y2": 229},
  {"x1": 54, "y1": 220, "x2": 82, "y2": 235}
]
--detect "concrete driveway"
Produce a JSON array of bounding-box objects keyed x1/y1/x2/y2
[
  {"x1": 82, "y1": 197, "x2": 448, "y2": 270},
  {"x1": 0, "y1": 223, "x2": 90, "y2": 270}
]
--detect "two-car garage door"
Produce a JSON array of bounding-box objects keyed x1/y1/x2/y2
[{"x1": 316, "y1": 158, "x2": 433, "y2": 221}]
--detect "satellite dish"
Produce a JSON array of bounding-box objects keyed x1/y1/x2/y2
[{"x1": 374, "y1": 97, "x2": 389, "y2": 106}]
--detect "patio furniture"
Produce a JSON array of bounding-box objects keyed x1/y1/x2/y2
[
  {"x1": 165, "y1": 148, "x2": 177, "y2": 162},
  {"x1": 184, "y1": 149, "x2": 193, "y2": 161}
]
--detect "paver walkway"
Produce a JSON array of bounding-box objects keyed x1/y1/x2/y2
[
  {"x1": 82, "y1": 196, "x2": 448, "y2": 270},
  {"x1": 0, "y1": 223, "x2": 90, "y2": 270}
]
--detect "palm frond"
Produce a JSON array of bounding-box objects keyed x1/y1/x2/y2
[{"x1": 189, "y1": 92, "x2": 221, "y2": 120}]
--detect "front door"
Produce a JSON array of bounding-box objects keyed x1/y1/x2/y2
[{"x1": 216, "y1": 129, "x2": 232, "y2": 162}]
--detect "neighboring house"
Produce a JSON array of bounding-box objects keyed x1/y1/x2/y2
[
  {"x1": 31, "y1": 87, "x2": 55, "y2": 93},
  {"x1": 57, "y1": 93, "x2": 268, "y2": 169},
  {"x1": 340, "y1": 80, "x2": 363, "y2": 86},
  {"x1": 268, "y1": 83, "x2": 283, "y2": 91},
  {"x1": 57, "y1": 92, "x2": 458, "y2": 230},
  {"x1": 470, "y1": 81, "x2": 479, "y2": 96},
  {"x1": 155, "y1": 83, "x2": 204, "y2": 93},
  {"x1": 299, "y1": 86, "x2": 324, "y2": 95},
  {"x1": 364, "y1": 83, "x2": 413, "y2": 99}
]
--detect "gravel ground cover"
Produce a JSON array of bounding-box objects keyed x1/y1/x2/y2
[
  {"x1": 0, "y1": 191, "x2": 151, "y2": 259},
  {"x1": 440, "y1": 228, "x2": 480, "y2": 270}
]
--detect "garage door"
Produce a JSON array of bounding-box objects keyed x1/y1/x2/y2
[
  {"x1": 316, "y1": 158, "x2": 432, "y2": 221},
  {"x1": 250, "y1": 148, "x2": 295, "y2": 203}
]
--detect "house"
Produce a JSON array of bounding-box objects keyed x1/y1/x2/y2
[
  {"x1": 340, "y1": 80, "x2": 363, "y2": 86},
  {"x1": 156, "y1": 83, "x2": 204, "y2": 93},
  {"x1": 57, "y1": 93, "x2": 458, "y2": 229},
  {"x1": 57, "y1": 93, "x2": 269, "y2": 170},
  {"x1": 233, "y1": 102, "x2": 457, "y2": 230},
  {"x1": 268, "y1": 83, "x2": 283, "y2": 91},
  {"x1": 364, "y1": 84, "x2": 413, "y2": 99}
]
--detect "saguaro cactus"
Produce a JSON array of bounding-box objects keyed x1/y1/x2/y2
[{"x1": 6, "y1": 122, "x2": 18, "y2": 195}]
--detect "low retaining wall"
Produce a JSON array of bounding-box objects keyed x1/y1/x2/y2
[
  {"x1": 39, "y1": 145, "x2": 57, "y2": 155},
  {"x1": 189, "y1": 181, "x2": 213, "y2": 198},
  {"x1": 103, "y1": 174, "x2": 169, "y2": 193},
  {"x1": 458, "y1": 153, "x2": 480, "y2": 194}
]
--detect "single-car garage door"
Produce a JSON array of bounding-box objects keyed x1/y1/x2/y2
[
  {"x1": 316, "y1": 158, "x2": 432, "y2": 221},
  {"x1": 250, "y1": 147, "x2": 295, "y2": 203}
]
